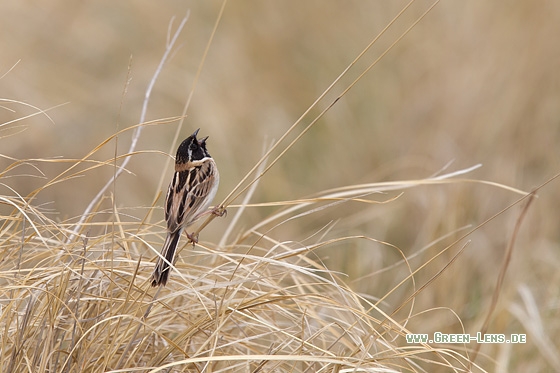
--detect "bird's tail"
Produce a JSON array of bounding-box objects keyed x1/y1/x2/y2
[{"x1": 151, "y1": 229, "x2": 182, "y2": 287}]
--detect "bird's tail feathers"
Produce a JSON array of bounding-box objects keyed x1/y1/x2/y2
[{"x1": 151, "y1": 229, "x2": 182, "y2": 287}]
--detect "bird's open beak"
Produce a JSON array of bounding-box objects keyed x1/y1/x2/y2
[{"x1": 191, "y1": 128, "x2": 200, "y2": 138}]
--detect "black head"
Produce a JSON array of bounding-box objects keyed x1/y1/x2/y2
[{"x1": 175, "y1": 128, "x2": 210, "y2": 164}]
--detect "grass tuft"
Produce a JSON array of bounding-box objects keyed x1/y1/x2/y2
[
  {"x1": 2, "y1": 2, "x2": 558, "y2": 372},
  {"x1": 1, "y1": 134, "x2": 530, "y2": 372}
]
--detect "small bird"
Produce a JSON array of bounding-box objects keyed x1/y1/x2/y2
[{"x1": 151, "y1": 128, "x2": 220, "y2": 287}]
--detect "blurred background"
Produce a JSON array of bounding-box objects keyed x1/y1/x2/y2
[{"x1": 1, "y1": 0, "x2": 559, "y2": 370}]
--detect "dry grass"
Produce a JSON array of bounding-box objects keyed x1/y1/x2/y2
[
  {"x1": 2, "y1": 1, "x2": 560, "y2": 372},
  {"x1": 2, "y1": 144, "x2": 532, "y2": 372}
]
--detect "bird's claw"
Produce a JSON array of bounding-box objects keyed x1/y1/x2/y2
[
  {"x1": 186, "y1": 231, "x2": 199, "y2": 246},
  {"x1": 212, "y1": 206, "x2": 227, "y2": 218}
]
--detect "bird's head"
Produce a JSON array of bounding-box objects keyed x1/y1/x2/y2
[{"x1": 176, "y1": 128, "x2": 210, "y2": 164}]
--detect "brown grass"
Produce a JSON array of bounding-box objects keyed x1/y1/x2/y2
[{"x1": 2, "y1": 1, "x2": 559, "y2": 372}]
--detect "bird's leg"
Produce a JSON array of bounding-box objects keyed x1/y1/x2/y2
[
  {"x1": 191, "y1": 205, "x2": 227, "y2": 222},
  {"x1": 211, "y1": 205, "x2": 227, "y2": 218},
  {"x1": 186, "y1": 231, "x2": 199, "y2": 246}
]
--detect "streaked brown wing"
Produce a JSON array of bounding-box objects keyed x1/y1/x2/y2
[{"x1": 165, "y1": 159, "x2": 217, "y2": 232}]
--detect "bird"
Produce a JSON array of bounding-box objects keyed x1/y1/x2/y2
[{"x1": 151, "y1": 128, "x2": 221, "y2": 287}]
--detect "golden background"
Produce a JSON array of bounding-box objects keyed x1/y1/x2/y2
[{"x1": 2, "y1": 1, "x2": 559, "y2": 371}]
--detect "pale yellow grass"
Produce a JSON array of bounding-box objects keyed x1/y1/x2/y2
[{"x1": 2, "y1": 1, "x2": 560, "y2": 372}]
